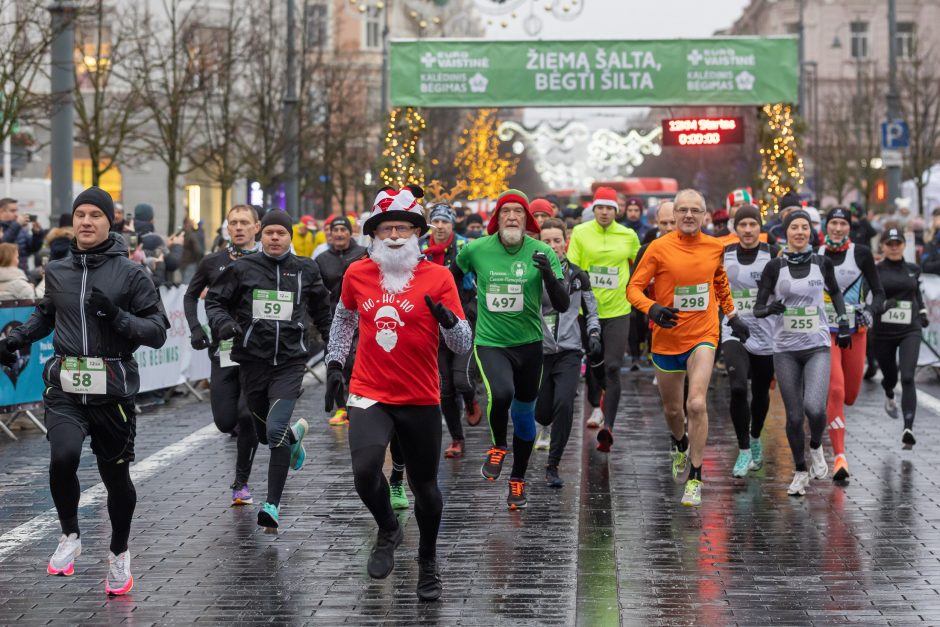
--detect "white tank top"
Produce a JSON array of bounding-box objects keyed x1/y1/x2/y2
[
  {"x1": 772, "y1": 256, "x2": 830, "y2": 352},
  {"x1": 720, "y1": 243, "x2": 774, "y2": 355}
]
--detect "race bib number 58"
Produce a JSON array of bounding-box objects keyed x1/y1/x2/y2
[
  {"x1": 486, "y1": 284, "x2": 523, "y2": 312},
  {"x1": 673, "y1": 284, "x2": 709, "y2": 311},
  {"x1": 60, "y1": 357, "x2": 106, "y2": 395},
  {"x1": 252, "y1": 289, "x2": 294, "y2": 320}
]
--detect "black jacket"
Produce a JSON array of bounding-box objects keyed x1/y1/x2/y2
[
  {"x1": 9, "y1": 233, "x2": 169, "y2": 402},
  {"x1": 205, "y1": 251, "x2": 332, "y2": 365},
  {"x1": 184, "y1": 249, "x2": 238, "y2": 350},
  {"x1": 315, "y1": 243, "x2": 367, "y2": 315}
]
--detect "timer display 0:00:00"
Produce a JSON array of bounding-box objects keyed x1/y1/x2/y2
[{"x1": 677, "y1": 132, "x2": 722, "y2": 146}]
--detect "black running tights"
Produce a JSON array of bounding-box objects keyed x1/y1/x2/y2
[
  {"x1": 875, "y1": 332, "x2": 920, "y2": 426},
  {"x1": 723, "y1": 341, "x2": 775, "y2": 449}
]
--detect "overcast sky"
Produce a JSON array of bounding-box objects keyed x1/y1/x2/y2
[{"x1": 482, "y1": 0, "x2": 751, "y2": 40}]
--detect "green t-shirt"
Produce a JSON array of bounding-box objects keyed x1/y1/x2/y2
[{"x1": 456, "y1": 234, "x2": 563, "y2": 347}]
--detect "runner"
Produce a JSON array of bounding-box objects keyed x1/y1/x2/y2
[
  {"x1": 184, "y1": 205, "x2": 261, "y2": 505},
  {"x1": 567, "y1": 187, "x2": 640, "y2": 448},
  {"x1": 719, "y1": 205, "x2": 779, "y2": 477},
  {"x1": 818, "y1": 207, "x2": 885, "y2": 480},
  {"x1": 534, "y1": 218, "x2": 602, "y2": 486},
  {"x1": 419, "y1": 202, "x2": 481, "y2": 458},
  {"x1": 752, "y1": 209, "x2": 849, "y2": 497},
  {"x1": 627, "y1": 189, "x2": 750, "y2": 507},
  {"x1": 314, "y1": 215, "x2": 368, "y2": 426},
  {"x1": 205, "y1": 210, "x2": 332, "y2": 530},
  {"x1": 455, "y1": 189, "x2": 569, "y2": 510},
  {"x1": 324, "y1": 185, "x2": 471, "y2": 600},
  {"x1": 0, "y1": 187, "x2": 169, "y2": 595},
  {"x1": 874, "y1": 227, "x2": 927, "y2": 448}
]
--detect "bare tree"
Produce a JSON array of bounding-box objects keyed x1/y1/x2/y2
[
  {"x1": 899, "y1": 43, "x2": 940, "y2": 216},
  {"x1": 0, "y1": 0, "x2": 56, "y2": 145},
  {"x1": 813, "y1": 95, "x2": 856, "y2": 205},
  {"x1": 126, "y1": 0, "x2": 205, "y2": 229},
  {"x1": 72, "y1": 0, "x2": 146, "y2": 187},
  {"x1": 848, "y1": 66, "x2": 884, "y2": 209}
]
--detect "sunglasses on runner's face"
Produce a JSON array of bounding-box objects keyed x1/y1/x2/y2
[
  {"x1": 675, "y1": 206, "x2": 706, "y2": 215},
  {"x1": 375, "y1": 224, "x2": 416, "y2": 236}
]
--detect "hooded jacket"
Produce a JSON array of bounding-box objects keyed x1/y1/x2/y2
[
  {"x1": 205, "y1": 250, "x2": 332, "y2": 365},
  {"x1": 0, "y1": 266, "x2": 35, "y2": 300},
  {"x1": 8, "y1": 233, "x2": 170, "y2": 402},
  {"x1": 541, "y1": 260, "x2": 600, "y2": 354}
]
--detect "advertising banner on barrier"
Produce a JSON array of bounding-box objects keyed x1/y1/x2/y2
[
  {"x1": 919, "y1": 275, "x2": 940, "y2": 366},
  {"x1": 0, "y1": 300, "x2": 53, "y2": 413},
  {"x1": 135, "y1": 286, "x2": 189, "y2": 393},
  {"x1": 390, "y1": 37, "x2": 799, "y2": 108}
]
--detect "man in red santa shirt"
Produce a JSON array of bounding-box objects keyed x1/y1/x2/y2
[{"x1": 325, "y1": 185, "x2": 471, "y2": 602}]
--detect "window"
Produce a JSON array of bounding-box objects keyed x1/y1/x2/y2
[
  {"x1": 850, "y1": 21, "x2": 868, "y2": 59},
  {"x1": 364, "y1": 7, "x2": 381, "y2": 51},
  {"x1": 897, "y1": 22, "x2": 914, "y2": 60},
  {"x1": 304, "y1": 2, "x2": 327, "y2": 49},
  {"x1": 186, "y1": 26, "x2": 227, "y2": 92},
  {"x1": 74, "y1": 23, "x2": 112, "y2": 90},
  {"x1": 784, "y1": 22, "x2": 800, "y2": 36}
]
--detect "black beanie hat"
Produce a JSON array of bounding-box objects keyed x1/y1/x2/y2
[
  {"x1": 779, "y1": 191, "x2": 802, "y2": 211},
  {"x1": 783, "y1": 209, "x2": 812, "y2": 232},
  {"x1": 734, "y1": 204, "x2": 762, "y2": 227},
  {"x1": 826, "y1": 207, "x2": 852, "y2": 223},
  {"x1": 72, "y1": 186, "x2": 115, "y2": 225},
  {"x1": 260, "y1": 210, "x2": 293, "y2": 234},
  {"x1": 133, "y1": 203, "x2": 155, "y2": 222}
]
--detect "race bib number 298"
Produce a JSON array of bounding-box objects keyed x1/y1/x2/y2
[{"x1": 673, "y1": 284, "x2": 709, "y2": 311}]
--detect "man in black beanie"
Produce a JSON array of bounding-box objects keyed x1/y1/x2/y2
[{"x1": 133, "y1": 203, "x2": 155, "y2": 235}]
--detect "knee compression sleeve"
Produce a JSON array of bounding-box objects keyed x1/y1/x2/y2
[
  {"x1": 510, "y1": 398, "x2": 537, "y2": 441},
  {"x1": 266, "y1": 399, "x2": 297, "y2": 448}
]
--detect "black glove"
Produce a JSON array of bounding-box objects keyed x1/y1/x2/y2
[
  {"x1": 216, "y1": 320, "x2": 240, "y2": 341},
  {"x1": 424, "y1": 295, "x2": 458, "y2": 329},
  {"x1": 920, "y1": 311, "x2": 930, "y2": 328},
  {"x1": 767, "y1": 301, "x2": 787, "y2": 315},
  {"x1": 587, "y1": 330, "x2": 603, "y2": 362},
  {"x1": 728, "y1": 315, "x2": 751, "y2": 342},
  {"x1": 86, "y1": 286, "x2": 119, "y2": 320},
  {"x1": 190, "y1": 326, "x2": 210, "y2": 350},
  {"x1": 870, "y1": 297, "x2": 886, "y2": 317},
  {"x1": 883, "y1": 299, "x2": 898, "y2": 311},
  {"x1": 324, "y1": 360, "x2": 346, "y2": 413},
  {"x1": 0, "y1": 336, "x2": 22, "y2": 367},
  {"x1": 648, "y1": 303, "x2": 679, "y2": 328},
  {"x1": 836, "y1": 323, "x2": 852, "y2": 349},
  {"x1": 532, "y1": 251, "x2": 554, "y2": 279}
]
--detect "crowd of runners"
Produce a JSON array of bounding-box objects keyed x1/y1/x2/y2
[{"x1": 0, "y1": 182, "x2": 928, "y2": 600}]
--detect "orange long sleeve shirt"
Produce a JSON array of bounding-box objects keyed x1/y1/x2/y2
[{"x1": 627, "y1": 230, "x2": 735, "y2": 355}]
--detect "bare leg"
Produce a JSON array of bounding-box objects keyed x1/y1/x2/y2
[
  {"x1": 656, "y1": 370, "x2": 687, "y2": 441},
  {"x1": 685, "y1": 347, "x2": 716, "y2": 468}
]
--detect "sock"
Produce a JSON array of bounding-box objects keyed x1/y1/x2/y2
[
  {"x1": 389, "y1": 462, "x2": 405, "y2": 484},
  {"x1": 266, "y1": 447, "x2": 291, "y2": 507},
  {"x1": 809, "y1": 440, "x2": 822, "y2": 451},
  {"x1": 672, "y1": 433, "x2": 689, "y2": 453},
  {"x1": 796, "y1": 462, "x2": 808, "y2": 472},
  {"x1": 886, "y1": 390, "x2": 895, "y2": 399},
  {"x1": 688, "y1": 464, "x2": 702, "y2": 481}
]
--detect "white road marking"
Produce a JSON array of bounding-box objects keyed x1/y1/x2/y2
[
  {"x1": 0, "y1": 422, "x2": 218, "y2": 561},
  {"x1": 917, "y1": 388, "x2": 940, "y2": 417}
]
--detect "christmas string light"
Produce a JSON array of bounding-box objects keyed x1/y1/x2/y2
[
  {"x1": 759, "y1": 103, "x2": 804, "y2": 217},
  {"x1": 454, "y1": 108, "x2": 519, "y2": 200},
  {"x1": 380, "y1": 107, "x2": 427, "y2": 187}
]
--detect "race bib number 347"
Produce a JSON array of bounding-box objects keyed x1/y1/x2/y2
[
  {"x1": 486, "y1": 283, "x2": 523, "y2": 312},
  {"x1": 673, "y1": 284, "x2": 709, "y2": 311},
  {"x1": 60, "y1": 357, "x2": 106, "y2": 395},
  {"x1": 252, "y1": 289, "x2": 294, "y2": 320},
  {"x1": 732, "y1": 288, "x2": 757, "y2": 314}
]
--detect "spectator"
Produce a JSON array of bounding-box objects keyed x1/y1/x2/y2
[
  {"x1": 849, "y1": 202, "x2": 877, "y2": 247},
  {"x1": 0, "y1": 242, "x2": 35, "y2": 300},
  {"x1": 110, "y1": 203, "x2": 126, "y2": 232},
  {"x1": 619, "y1": 196, "x2": 651, "y2": 240},
  {"x1": 34, "y1": 227, "x2": 74, "y2": 298},
  {"x1": 133, "y1": 203, "x2": 156, "y2": 235},
  {"x1": 0, "y1": 197, "x2": 45, "y2": 271},
  {"x1": 140, "y1": 232, "x2": 183, "y2": 287},
  {"x1": 180, "y1": 216, "x2": 205, "y2": 283},
  {"x1": 292, "y1": 214, "x2": 318, "y2": 257},
  {"x1": 464, "y1": 213, "x2": 485, "y2": 239},
  {"x1": 711, "y1": 209, "x2": 731, "y2": 237}
]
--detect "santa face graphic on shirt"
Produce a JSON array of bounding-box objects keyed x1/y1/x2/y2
[{"x1": 374, "y1": 305, "x2": 405, "y2": 352}]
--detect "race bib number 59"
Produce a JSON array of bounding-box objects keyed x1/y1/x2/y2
[
  {"x1": 486, "y1": 284, "x2": 523, "y2": 312},
  {"x1": 60, "y1": 357, "x2": 106, "y2": 395},
  {"x1": 252, "y1": 289, "x2": 294, "y2": 320},
  {"x1": 673, "y1": 284, "x2": 709, "y2": 311}
]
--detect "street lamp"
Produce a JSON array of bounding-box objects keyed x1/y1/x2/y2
[{"x1": 48, "y1": 0, "x2": 77, "y2": 223}]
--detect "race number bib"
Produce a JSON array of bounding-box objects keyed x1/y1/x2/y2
[
  {"x1": 60, "y1": 357, "x2": 106, "y2": 395},
  {"x1": 731, "y1": 288, "x2": 757, "y2": 314},
  {"x1": 485, "y1": 284, "x2": 523, "y2": 313},
  {"x1": 824, "y1": 303, "x2": 855, "y2": 329},
  {"x1": 218, "y1": 339, "x2": 236, "y2": 368},
  {"x1": 589, "y1": 266, "x2": 619, "y2": 290},
  {"x1": 882, "y1": 301, "x2": 912, "y2": 324},
  {"x1": 784, "y1": 306, "x2": 819, "y2": 333},
  {"x1": 347, "y1": 394, "x2": 378, "y2": 410},
  {"x1": 673, "y1": 284, "x2": 709, "y2": 311},
  {"x1": 544, "y1": 313, "x2": 558, "y2": 338},
  {"x1": 252, "y1": 289, "x2": 294, "y2": 320}
]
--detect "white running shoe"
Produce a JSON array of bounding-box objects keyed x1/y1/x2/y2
[
  {"x1": 885, "y1": 397, "x2": 899, "y2": 419},
  {"x1": 787, "y1": 471, "x2": 811, "y2": 496},
  {"x1": 47, "y1": 533, "x2": 81, "y2": 576},
  {"x1": 809, "y1": 447, "x2": 828, "y2": 480},
  {"x1": 105, "y1": 550, "x2": 134, "y2": 596},
  {"x1": 586, "y1": 408, "x2": 604, "y2": 428},
  {"x1": 534, "y1": 428, "x2": 551, "y2": 451}
]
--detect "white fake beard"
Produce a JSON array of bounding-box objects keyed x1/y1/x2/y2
[
  {"x1": 500, "y1": 226, "x2": 523, "y2": 246},
  {"x1": 370, "y1": 235, "x2": 421, "y2": 294},
  {"x1": 375, "y1": 329, "x2": 399, "y2": 352}
]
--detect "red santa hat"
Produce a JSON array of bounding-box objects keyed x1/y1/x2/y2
[
  {"x1": 592, "y1": 186, "x2": 619, "y2": 210},
  {"x1": 363, "y1": 184, "x2": 429, "y2": 237}
]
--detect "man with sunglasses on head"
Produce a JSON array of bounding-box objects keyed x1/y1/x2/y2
[{"x1": 628, "y1": 189, "x2": 749, "y2": 507}]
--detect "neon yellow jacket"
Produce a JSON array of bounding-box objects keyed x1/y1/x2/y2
[{"x1": 567, "y1": 219, "x2": 640, "y2": 319}]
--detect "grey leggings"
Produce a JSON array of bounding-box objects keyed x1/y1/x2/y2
[{"x1": 773, "y1": 347, "x2": 830, "y2": 470}]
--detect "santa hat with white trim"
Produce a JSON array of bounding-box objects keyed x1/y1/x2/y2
[
  {"x1": 363, "y1": 184, "x2": 429, "y2": 237},
  {"x1": 592, "y1": 186, "x2": 619, "y2": 210}
]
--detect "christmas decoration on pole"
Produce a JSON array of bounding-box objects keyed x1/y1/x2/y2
[
  {"x1": 758, "y1": 103, "x2": 804, "y2": 217},
  {"x1": 454, "y1": 108, "x2": 519, "y2": 200},
  {"x1": 380, "y1": 106, "x2": 427, "y2": 188}
]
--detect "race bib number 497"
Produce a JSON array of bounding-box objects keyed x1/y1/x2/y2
[
  {"x1": 485, "y1": 283, "x2": 523, "y2": 312},
  {"x1": 252, "y1": 289, "x2": 294, "y2": 320},
  {"x1": 60, "y1": 357, "x2": 106, "y2": 395},
  {"x1": 673, "y1": 284, "x2": 709, "y2": 311}
]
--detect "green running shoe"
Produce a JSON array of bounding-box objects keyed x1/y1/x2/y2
[
  {"x1": 749, "y1": 437, "x2": 764, "y2": 470},
  {"x1": 389, "y1": 481, "x2": 409, "y2": 510},
  {"x1": 290, "y1": 418, "x2": 308, "y2": 471},
  {"x1": 671, "y1": 449, "x2": 688, "y2": 481},
  {"x1": 680, "y1": 479, "x2": 702, "y2": 507},
  {"x1": 258, "y1": 502, "x2": 279, "y2": 529},
  {"x1": 732, "y1": 449, "x2": 752, "y2": 478}
]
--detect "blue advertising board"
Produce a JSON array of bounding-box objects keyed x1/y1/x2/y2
[{"x1": 0, "y1": 300, "x2": 53, "y2": 413}]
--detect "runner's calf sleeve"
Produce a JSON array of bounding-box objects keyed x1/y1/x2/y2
[
  {"x1": 510, "y1": 398, "x2": 537, "y2": 441},
  {"x1": 510, "y1": 434, "x2": 534, "y2": 480},
  {"x1": 267, "y1": 447, "x2": 291, "y2": 507},
  {"x1": 265, "y1": 399, "x2": 297, "y2": 449}
]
